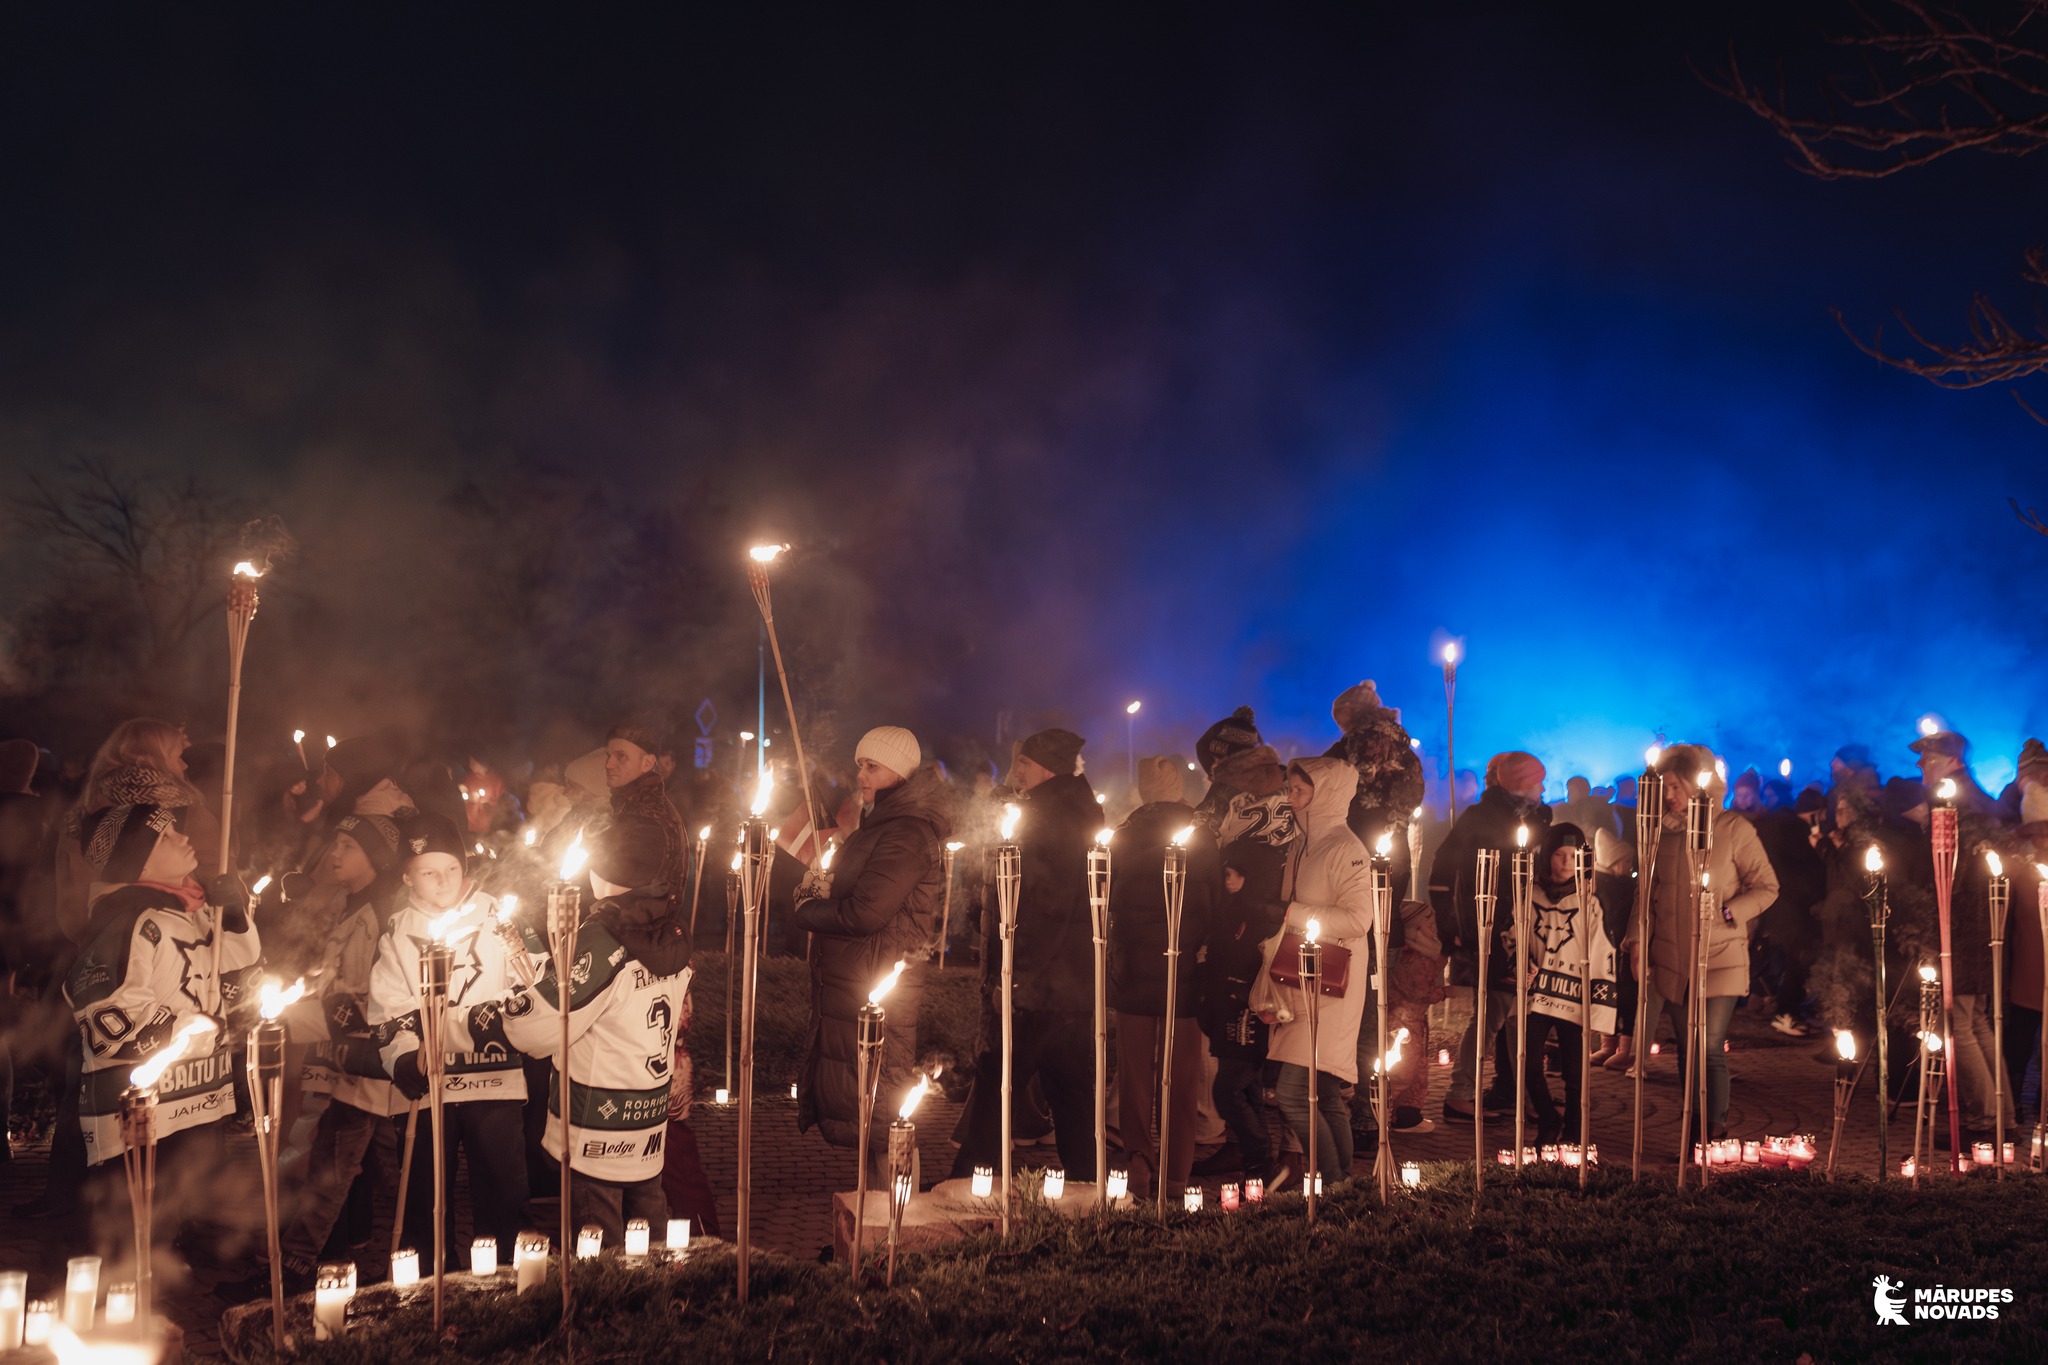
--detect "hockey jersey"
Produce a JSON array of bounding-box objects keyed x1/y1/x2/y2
[
  {"x1": 368, "y1": 888, "x2": 533, "y2": 1104},
  {"x1": 65, "y1": 881, "x2": 263, "y2": 1163},
  {"x1": 304, "y1": 889, "x2": 400, "y2": 1116},
  {"x1": 489, "y1": 916, "x2": 689, "y2": 1183}
]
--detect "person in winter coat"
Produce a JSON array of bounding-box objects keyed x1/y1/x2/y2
[
  {"x1": 606, "y1": 720, "x2": 688, "y2": 893},
  {"x1": 950, "y1": 727, "x2": 1100, "y2": 1182},
  {"x1": 489, "y1": 816, "x2": 690, "y2": 1242},
  {"x1": 1323, "y1": 681, "x2": 1426, "y2": 901},
  {"x1": 1384, "y1": 896, "x2": 1446, "y2": 1131},
  {"x1": 792, "y1": 727, "x2": 950, "y2": 1183},
  {"x1": 368, "y1": 811, "x2": 532, "y2": 1265},
  {"x1": 1910, "y1": 730, "x2": 2008, "y2": 823},
  {"x1": 1519, "y1": 823, "x2": 1611, "y2": 1145},
  {"x1": 1624, "y1": 744, "x2": 1779, "y2": 1139},
  {"x1": 58, "y1": 719, "x2": 224, "y2": 945},
  {"x1": 1108, "y1": 756, "x2": 1221, "y2": 1199},
  {"x1": 1428, "y1": 751, "x2": 1550, "y2": 1124},
  {"x1": 1263, "y1": 757, "x2": 1373, "y2": 1183},
  {"x1": 64, "y1": 802, "x2": 260, "y2": 1255}
]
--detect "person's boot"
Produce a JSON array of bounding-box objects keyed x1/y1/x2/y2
[
  {"x1": 1588, "y1": 1033, "x2": 1617, "y2": 1066},
  {"x1": 1603, "y1": 1035, "x2": 1635, "y2": 1071}
]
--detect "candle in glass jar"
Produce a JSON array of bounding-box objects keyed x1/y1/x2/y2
[
  {"x1": 714, "y1": 1087, "x2": 730, "y2": 1105},
  {"x1": 1106, "y1": 1169, "x2": 1129, "y2": 1200},
  {"x1": 314, "y1": 1263, "x2": 353, "y2": 1340},
  {"x1": 63, "y1": 1255, "x2": 100, "y2": 1332},
  {"x1": 971, "y1": 1166, "x2": 994, "y2": 1198},
  {"x1": 24, "y1": 1300, "x2": 53, "y2": 1347},
  {"x1": 1244, "y1": 1177, "x2": 1265, "y2": 1204},
  {"x1": 1400, "y1": 1162, "x2": 1422, "y2": 1188},
  {"x1": 1742, "y1": 1140, "x2": 1761, "y2": 1164},
  {"x1": 577, "y1": 1226, "x2": 604, "y2": 1259},
  {"x1": 1900, "y1": 1157, "x2": 1916, "y2": 1178},
  {"x1": 1303, "y1": 1173, "x2": 1323, "y2": 1197},
  {"x1": 1183, "y1": 1187, "x2": 1203, "y2": 1212},
  {"x1": 1042, "y1": 1169, "x2": 1066, "y2": 1200},
  {"x1": 471, "y1": 1237, "x2": 498, "y2": 1276},
  {"x1": 624, "y1": 1220, "x2": 650, "y2": 1257},
  {"x1": 1973, "y1": 1141, "x2": 1996, "y2": 1165},
  {"x1": 390, "y1": 1248, "x2": 420, "y2": 1288},
  {"x1": 103, "y1": 1283, "x2": 137, "y2": 1328},
  {"x1": 515, "y1": 1233, "x2": 550, "y2": 1293},
  {"x1": 0, "y1": 1271, "x2": 26, "y2": 1350},
  {"x1": 1220, "y1": 1182, "x2": 1240, "y2": 1211},
  {"x1": 667, "y1": 1219, "x2": 690, "y2": 1252}
]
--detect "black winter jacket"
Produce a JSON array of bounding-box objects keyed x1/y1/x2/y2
[
  {"x1": 1107, "y1": 802, "x2": 1221, "y2": 1017},
  {"x1": 1007, "y1": 773, "x2": 1100, "y2": 1014},
  {"x1": 794, "y1": 766, "x2": 952, "y2": 1147},
  {"x1": 1427, "y1": 784, "x2": 1551, "y2": 990}
]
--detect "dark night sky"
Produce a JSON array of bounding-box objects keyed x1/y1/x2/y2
[{"x1": 2, "y1": 2, "x2": 2044, "y2": 788}]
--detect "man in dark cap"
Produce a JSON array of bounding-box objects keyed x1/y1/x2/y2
[
  {"x1": 605, "y1": 719, "x2": 687, "y2": 893},
  {"x1": 1909, "y1": 730, "x2": 2005, "y2": 821},
  {"x1": 950, "y1": 728, "x2": 1102, "y2": 1181}
]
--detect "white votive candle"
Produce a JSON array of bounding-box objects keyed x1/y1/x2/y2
[
  {"x1": 1042, "y1": 1169, "x2": 1066, "y2": 1199},
  {"x1": 577, "y1": 1226, "x2": 604, "y2": 1259},
  {"x1": 970, "y1": 1166, "x2": 993, "y2": 1198},
  {"x1": 515, "y1": 1233, "x2": 550, "y2": 1293},
  {"x1": 666, "y1": 1219, "x2": 690, "y2": 1252},
  {"x1": 0, "y1": 1271, "x2": 26, "y2": 1349},
  {"x1": 24, "y1": 1300, "x2": 53, "y2": 1347},
  {"x1": 1105, "y1": 1169, "x2": 1128, "y2": 1200},
  {"x1": 313, "y1": 1263, "x2": 352, "y2": 1340},
  {"x1": 63, "y1": 1256, "x2": 100, "y2": 1332},
  {"x1": 470, "y1": 1237, "x2": 498, "y2": 1277},
  {"x1": 390, "y1": 1248, "x2": 419, "y2": 1288},
  {"x1": 1400, "y1": 1161, "x2": 1422, "y2": 1188},
  {"x1": 102, "y1": 1282, "x2": 137, "y2": 1328},
  {"x1": 714, "y1": 1087, "x2": 729, "y2": 1105},
  {"x1": 624, "y1": 1219, "x2": 650, "y2": 1257},
  {"x1": 1182, "y1": 1187, "x2": 1203, "y2": 1212}
]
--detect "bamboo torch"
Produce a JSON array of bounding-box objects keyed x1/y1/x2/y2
[
  {"x1": 735, "y1": 772, "x2": 775, "y2": 1303},
  {"x1": 1630, "y1": 748, "x2": 1663, "y2": 1181},
  {"x1": 212, "y1": 558, "x2": 263, "y2": 984},
  {"x1": 746, "y1": 545, "x2": 822, "y2": 869},
  {"x1": 938, "y1": 841, "x2": 964, "y2": 966},
  {"x1": 547, "y1": 835, "x2": 588, "y2": 1318},
  {"x1": 1300, "y1": 919, "x2": 1323, "y2": 1225},
  {"x1": 687, "y1": 826, "x2": 711, "y2": 944},
  {"x1": 1865, "y1": 845, "x2": 1891, "y2": 1179},
  {"x1": 886, "y1": 1076, "x2": 931, "y2": 1288},
  {"x1": 1930, "y1": 779, "x2": 1963, "y2": 1172},
  {"x1": 249, "y1": 978, "x2": 306, "y2": 1351},
  {"x1": 1676, "y1": 767, "x2": 1712, "y2": 1188},
  {"x1": 1370, "y1": 831, "x2": 1396, "y2": 1202},
  {"x1": 1825, "y1": 1029, "x2": 1856, "y2": 1181},
  {"x1": 1911, "y1": 964, "x2": 1941, "y2": 1188},
  {"x1": 994, "y1": 803, "x2": 1022, "y2": 1238},
  {"x1": 723, "y1": 850, "x2": 741, "y2": 1097},
  {"x1": 850, "y1": 959, "x2": 906, "y2": 1281},
  {"x1": 1570, "y1": 841, "x2": 1597, "y2": 1192},
  {"x1": 1158, "y1": 824, "x2": 1195, "y2": 1220},
  {"x1": 123, "y1": 1016, "x2": 219, "y2": 1327},
  {"x1": 1471, "y1": 847, "x2": 1500, "y2": 1194},
  {"x1": 1087, "y1": 827, "x2": 1112, "y2": 1212},
  {"x1": 1987, "y1": 851, "x2": 2010, "y2": 1182},
  {"x1": 1509, "y1": 824, "x2": 1533, "y2": 1171},
  {"x1": 417, "y1": 935, "x2": 453, "y2": 1332}
]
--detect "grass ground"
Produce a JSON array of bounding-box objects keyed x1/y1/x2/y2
[{"x1": 241, "y1": 1163, "x2": 2048, "y2": 1363}]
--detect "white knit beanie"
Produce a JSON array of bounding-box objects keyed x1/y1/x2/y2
[{"x1": 855, "y1": 726, "x2": 922, "y2": 782}]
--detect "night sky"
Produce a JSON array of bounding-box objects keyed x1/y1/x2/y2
[{"x1": 3, "y1": 2, "x2": 2044, "y2": 789}]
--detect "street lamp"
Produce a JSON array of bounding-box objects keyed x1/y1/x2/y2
[{"x1": 1126, "y1": 700, "x2": 1142, "y2": 789}]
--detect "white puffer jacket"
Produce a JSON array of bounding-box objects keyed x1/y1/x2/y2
[{"x1": 1267, "y1": 757, "x2": 1375, "y2": 1083}]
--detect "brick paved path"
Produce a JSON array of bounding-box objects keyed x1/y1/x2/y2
[{"x1": 0, "y1": 995, "x2": 2035, "y2": 1358}]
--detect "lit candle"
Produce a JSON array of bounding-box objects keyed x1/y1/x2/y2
[
  {"x1": 624, "y1": 1220, "x2": 650, "y2": 1257},
  {"x1": 714, "y1": 1087, "x2": 730, "y2": 1105},
  {"x1": 1584, "y1": 1145, "x2": 1598, "y2": 1165},
  {"x1": 1221, "y1": 1182, "x2": 1241, "y2": 1211},
  {"x1": 1183, "y1": 1187, "x2": 1203, "y2": 1212},
  {"x1": 313, "y1": 1263, "x2": 352, "y2": 1340},
  {"x1": 1900, "y1": 1157, "x2": 1917, "y2": 1179},
  {"x1": 102, "y1": 1283, "x2": 136, "y2": 1328},
  {"x1": 1649, "y1": 1042, "x2": 1660, "y2": 1055},
  {"x1": 63, "y1": 1256, "x2": 99, "y2": 1332},
  {"x1": 1436, "y1": 1048, "x2": 1451, "y2": 1066},
  {"x1": 971, "y1": 1166, "x2": 995, "y2": 1198},
  {"x1": 1742, "y1": 1141, "x2": 1761, "y2": 1164},
  {"x1": 1540, "y1": 1144, "x2": 1559, "y2": 1164},
  {"x1": 577, "y1": 1226, "x2": 603, "y2": 1259},
  {"x1": 24, "y1": 1300, "x2": 53, "y2": 1346},
  {"x1": 789, "y1": 1083, "x2": 798, "y2": 1099},
  {"x1": 471, "y1": 1237, "x2": 498, "y2": 1277},
  {"x1": 1303, "y1": 1173, "x2": 1324, "y2": 1196},
  {"x1": 0, "y1": 1271, "x2": 25, "y2": 1349},
  {"x1": 1105, "y1": 1169, "x2": 1129, "y2": 1200},
  {"x1": 1497, "y1": 1149, "x2": 1514, "y2": 1166},
  {"x1": 1973, "y1": 1141, "x2": 1996, "y2": 1165},
  {"x1": 515, "y1": 1233, "x2": 550, "y2": 1294},
  {"x1": 667, "y1": 1219, "x2": 690, "y2": 1253},
  {"x1": 1042, "y1": 1169, "x2": 1066, "y2": 1200},
  {"x1": 1245, "y1": 1177, "x2": 1265, "y2": 1203},
  {"x1": 1400, "y1": 1162, "x2": 1422, "y2": 1188},
  {"x1": 390, "y1": 1248, "x2": 419, "y2": 1288},
  {"x1": 2004, "y1": 1141, "x2": 2017, "y2": 1165}
]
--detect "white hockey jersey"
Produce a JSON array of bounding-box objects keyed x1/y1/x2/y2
[
  {"x1": 368, "y1": 888, "x2": 534, "y2": 1104},
  {"x1": 300, "y1": 890, "x2": 400, "y2": 1116},
  {"x1": 65, "y1": 881, "x2": 263, "y2": 1163},
  {"x1": 488, "y1": 916, "x2": 689, "y2": 1183}
]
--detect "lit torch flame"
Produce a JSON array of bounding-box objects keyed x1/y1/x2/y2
[
  {"x1": 730, "y1": 852, "x2": 742, "y2": 872},
  {"x1": 522, "y1": 827, "x2": 537, "y2": 847},
  {"x1": 748, "y1": 544, "x2": 788, "y2": 564},
  {"x1": 251, "y1": 874, "x2": 272, "y2": 896},
  {"x1": 232, "y1": 560, "x2": 263, "y2": 579},
  {"x1": 1695, "y1": 768, "x2": 1710, "y2": 790},
  {"x1": 869, "y1": 959, "x2": 907, "y2": 1006},
  {"x1": 1125, "y1": 700, "x2": 1142, "y2": 716},
  {"x1": 1936, "y1": 777, "x2": 1957, "y2": 802},
  {"x1": 1306, "y1": 918, "x2": 1321, "y2": 945},
  {"x1": 1865, "y1": 846, "x2": 1884, "y2": 874},
  {"x1": 130, "y1": 1016, "x2": 219, "y2": 1090},
  {"x1": 1988, "y1": 851, "x2": 2004, "y2": 878},
  {"x1": 1835, "y1": 1029, "x2": 1857, "y2": 1063},
  {"x1": 698, "y1": 826, "x2": 712, "y2": 842},
  {"x1": 1374, "y1": 831, "x2": 1393, "y2": 858},
  {"x1": 259, "y1": 977, "x2": 307, "y2": 1021},
  {"x1": 947, "y1": 840, "x2": 966, "y2": 853},
  {"x1": 1441, "y1": 641, "x2": 1459, "y2": 666},
  {"x1": 899, "y1": 1075, "x2": 932, "y2": 1121},
  {"x1": 1171, "y1": 825, "x2": 1195, "y2": 849},
  {"x1": 821, "y1": 840, "x2": 837, "y2": 872},
  {"x1": 1095, "y1": 829, "x2": 1112, "y2": 848},
  {"x1": 325, "y1": 735, "x2": 337, "y2": 750},
  {"x1": 750, "y1": 771, "x2": 775, "y2": 818},
  {"x1": 427, "y1": 903, "x2": 485, "y2": 945},
  {"x1": 558, "y1": 831, "x2": 588, "y2": 882},
  {"x1": 1919, "y1": 963, "x2": 1937, "y2": 983},
  {"x1": 292, "y1": 729, "x2": 305, "y2": 745},
  {"x1": 497, "y1": 894, "x2": 519, "y2": 925},
  {"x1": 1516, "y1": 824, "x2": 1528, "y2": 849},
  {"x1": 1000, "y1": 804, "x2": 1021, "y2": 842},
  {"x1": 1779, "y1": 758, "x2": 1792, "y2": 778},
  {"x1": 1644, "y1": 745, "x2": 1661, "y2": 769}
]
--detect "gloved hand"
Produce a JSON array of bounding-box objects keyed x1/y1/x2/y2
[
  {"x1": 391, "y1": 1050, "x2": 431, "y2": 1101},
  {"x1": 207, "y1": 874, "x2": 252, "y2": 933},
  {"x1": 794, "y1": 866, "x2": 833, "y2": 905}
]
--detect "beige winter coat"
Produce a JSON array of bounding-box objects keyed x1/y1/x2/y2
[{"x1": 1642, "y1": 760, "x2": 1779, "y2": 1003}]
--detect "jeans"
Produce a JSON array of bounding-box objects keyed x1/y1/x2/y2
[
  {"x1": 1949, "y1": 995, "x2": 2010, "y2": 1129},
  {"x1": 949, "y1": 1009, "x2": 1097, "y2": 1181},
  {"x1": 1275, "y1": 1063, "x2": 1352, "y2": 1182},
  {"x1": 402, "y1": 1098, "x2": 531, "y2": 1270},
  {"x1": 1641, "y1": 982, "x2": 1737, "y2": 1131},
  {"x1": 2004, "y1": 1004, "x2": 2042, "y2": 1124},
  {"x1": 282, "y1": 1100, "x2": 397, "y2": 1274},
  {"x1": 1210, "y1": 1053, "x2": 1272, "y2": 1182},
  {"x1": 1447, "y1": 988, "x2": 1515, "y2": 1109},
  {"x1": 571, "y1": 1174, "x2": 668, "y2": 1247}
]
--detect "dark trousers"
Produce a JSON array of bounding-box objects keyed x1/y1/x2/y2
[
  {"x1": 44, "y1": 1029, "x2": 87, "y2": 1216},
  {"x1": 1523, "y1": 1015, "x2": 1583, "y2": 1135},
  {"x1": 949, "y1": 1008, "x2": 1095, "y2": 1181},
  {"x1": 1211, "y1": 1052, "x2": 1272, "y2": 1182},
  {"x1": 2005, "y1": 1004, "x2": 2043, "y2": 1124},
  {"x1": 282, "y1": 1101, "x2": 396, "y2": 1274},
  {"x1": 570, "y1": 1172, "x2": 667, "y2": 1247},
  {"x1": 660, "y1": 1119, "x2": 722, "y2": 1240},
  {"x1": 82, "y1": 1122, "x2": 226, "y2": 1259},
  {"x1": 402, "y1": 1098, "x2": 529, "y2": 1270}
]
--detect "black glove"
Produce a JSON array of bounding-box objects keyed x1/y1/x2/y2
[
  {"x1": 207, "y1": 875, "x2": 252, "y2": 933},
  {"x1": 391, "y1": 1050, "x2": 430, "y2": 1101}
]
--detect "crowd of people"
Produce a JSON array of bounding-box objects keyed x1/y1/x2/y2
[{"x1": 1, "y1": 681, "x2": 2045, "y2": 1303}]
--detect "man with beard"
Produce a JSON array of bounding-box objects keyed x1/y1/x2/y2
[{"x1": 605, "y1": 718, "x2": 687, "y2": 892}]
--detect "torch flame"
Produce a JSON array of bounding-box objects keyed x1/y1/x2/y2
[
  {"x1": 1778, "y1": 758, "x2": 1792, "y2": 778},
  {"x1": 1515, "y1": 824, "x2": 1528, "y2": 849},
  {"x1": 251, "y1": 874, "x2": 272, "y2": 896},
  {"x1": 1988, "y1": 851, "x2": 2005, "y2": 878},
  {"x1": 232, "y1": 560, "x2": 263, "y2": 579},
  {"x1": 130, "y1": 1015, "x2": 218, "y2": 1089},
  {"x1": 820, "y1": 840, "x2": 837, "y2": 871},
  {"x1": 947, "y1": 840, "x2": 965, "y2": 852},
  {"x1": 899, "y1": 1075, "x2": 932, "y2": 1120},
  {"x1": 1936, "y1": 777, "x2": 1957, "y2": 801},
  {"x1": 497, "y1": 894, "x2": 518, "y2": 924},
  {"x1": 1925, "y1": 1032, "x2": 1943, "y2": 1053},
  {"x1": 559, "y1": 830, "x2": 588, "y2": 881},
  {"x1": 869, "y1": 959, "x2": 907, "y2": 1006},
  {"x1": 427, "y1": 903, "x2": 484, "y2": 944},
  {"x1": 1171, "y1": 825, "x2": 1195, "y2": 849},
  {"x1": 1695, "y1": 768, "x2": 1710, "y2": 789},
  {"x1": 698, "y1": 825, "x2": 712, "y2": 842},
  {"x1": 325, "y1": 735, "x2": 337, "y2": 749},
  {"x1": 1374, "y1": 831, "x2": 1394, "y2": 858},
  {"x1": 2037, "y1": 863, "x2": 2048, "y2": 881},
  {"x1": 1441, "y1": 641, "x2": 1459, "y2": 665},
  {"x1": 1095, "y1": 828, "x2": 1113, "y2": 848},
  {"x1": 1865, "y1": 846, "x2": 1884, "y2": 874},
  {"x1": 1918, "y1": 715, "x2": 1940, "y2": 737},
  {"x1": 292, "y1": 729, "x2": 305, "y2": 745},
  {"x1": 522, "y1": 827, "x2": 538, "y2": 847},
  {"x1": 1305, "y1": 918, "x2": 1321, "y2": 944},
  {"x1": 1644, "y1": 745, "x2": 1661, "y2": 769},
  {"x1": 259, "y1": 977, "x2": 307, "y2": 1020},
  {"x1": 748, "y1": 543, "x2": 788, "y2": 564},
  {"x1": 730, "y1": 852, "x2": 742, "y2": 872},
  {"x1": 750, "y1": 771, "x2": 775, "y2": 818},
  {"x1": 1000, "y1": 803, "x2": 1021, "y2": 842},
  {"x1": 1919, "y1": 963, "x2": 1937, "y2": 983},
  {"x1": 1835, "y1": 1029, "x2": 1857, "y2": 1063}
]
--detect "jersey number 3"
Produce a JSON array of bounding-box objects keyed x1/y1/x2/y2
[{"x1": 644, "y1": 999, "x2": 673, "y2": 1081}]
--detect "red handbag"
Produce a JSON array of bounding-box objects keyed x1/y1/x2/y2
[{"x1": 1267, "y1": 932, "x2": 1351, "y2": 998}]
